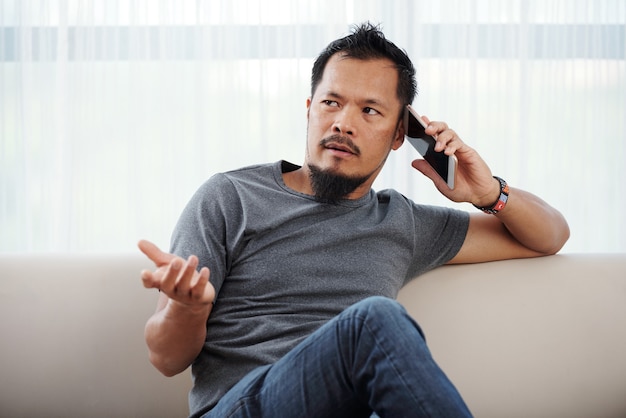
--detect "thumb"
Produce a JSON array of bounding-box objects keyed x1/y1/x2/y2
[
  {"x1": 411, "y1": 159, "x2": 449, "y2": 192},
  {"x1": 411, "y1": 159, "x2": 436, "y2": 179},
  {"x1": 138, "y1": 239, "x2": 174, "y2": 267}
]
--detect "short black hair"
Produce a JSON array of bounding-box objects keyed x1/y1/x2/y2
[{"x1": 311, "y1": 22, "x2": 417, "y2": 107}]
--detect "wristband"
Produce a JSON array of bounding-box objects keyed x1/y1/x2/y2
[{"x1": 473, "y1": 176, "x2": 509, "y2": 214}]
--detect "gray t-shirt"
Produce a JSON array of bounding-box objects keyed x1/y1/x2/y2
[{"x1": 170, "y1": 160, "x2": 470, "y2": 417}]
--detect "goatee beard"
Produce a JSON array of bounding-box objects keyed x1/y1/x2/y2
[{"x1": 307, "y1": 163, "x2": 370, "y2": 204}]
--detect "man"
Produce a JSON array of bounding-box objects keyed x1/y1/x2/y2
[{"x1": 139, "y1": 23, "x2": 569, "y2": 417}]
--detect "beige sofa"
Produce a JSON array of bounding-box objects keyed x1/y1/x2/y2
[{"x1": 1, "y1": 253, "x2": 625, "y2": 418}]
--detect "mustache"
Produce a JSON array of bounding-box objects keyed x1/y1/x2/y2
[{"x1": 319, "y1": 135, "x2": 361, "y2": 156}]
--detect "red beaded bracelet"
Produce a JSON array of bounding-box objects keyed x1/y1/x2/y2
[{"x1": 473, "y1": 176, "x2": 509, "y2": 214}]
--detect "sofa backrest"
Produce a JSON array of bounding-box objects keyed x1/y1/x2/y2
[{"x1": 1, "y1": 253, "x2": 625, "y2": 417}]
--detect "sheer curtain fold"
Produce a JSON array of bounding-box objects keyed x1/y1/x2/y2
[{"x1": 1, "y1": 0, "x2": 624, "y2": 252}]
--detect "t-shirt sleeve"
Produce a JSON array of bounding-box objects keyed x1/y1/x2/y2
[
  {"x1": 169, "y1": 173, "x2": 244, "y2": 295},
  {"x1": 404, "y1": 203, "x2": 470, "y2": 283}
]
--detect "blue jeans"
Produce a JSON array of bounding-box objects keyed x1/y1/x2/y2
[{"x1": 202, "y1": 296, "x2": 472, "y2": 418}]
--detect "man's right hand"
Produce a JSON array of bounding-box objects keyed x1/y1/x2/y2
[
  {"x1": 138, "y1": 240, "x2": 214, "y2": 376},
  {"x1": 138, "y1": 239, "x2": 215, "y2": 308}
]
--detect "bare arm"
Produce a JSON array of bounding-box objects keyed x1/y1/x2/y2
[
  {"x1": 449, "y1": 187, "x2": 570, "y2": 264},
  {"x1": 412, "y1": 118, "x2": 570, "y2": 264},
  {"x1": 139, "y1": 240, "x2": 215, "y2": 376}
]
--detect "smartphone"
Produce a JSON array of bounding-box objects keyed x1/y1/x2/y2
[{"x1": 404, "y1": 105, "x2": 457, "y2": 189}]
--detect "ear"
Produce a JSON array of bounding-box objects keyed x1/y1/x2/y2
[
  {"x1": 306, "y1": 97, "x2": 312, "y2": 120},
  {"x1": 392, "y1": 116, "x2": 405, "y2": 151}
]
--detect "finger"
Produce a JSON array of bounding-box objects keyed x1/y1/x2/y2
[
  {"x1": 140, "y1": 269, "x2": 159, "y2": 289},
  {"x1": 173, "y1": 256, "x2": 200, "y2": 296},
  {"x1": 434, "y1": 130, "x2": 460, "y2": 154},
  {"x1": 411, "y1": 159, "x2": 449, "y2": 191},
  {"x1": 412, "y1": 159, "x2": 437, "y2": 179},
  {"x1": 189, "y1": 267, "x2": 213, "y2": 303},
  {"x1": 159, "y1": 257, "x2": 184, "y2": 294},
  {"x1": 425, "y1": 120, "x2": 448, "y2": 136},
  {"x1": 430, "y1": 131, "x2": 461, "y2": 154},
  {"x1": 138, "y1": 239, "x2": 174, "y2": 267}
]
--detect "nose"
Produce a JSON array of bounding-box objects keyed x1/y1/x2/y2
[{"x1": 332, "y1": 108, "x2": 357, "y2": 136}]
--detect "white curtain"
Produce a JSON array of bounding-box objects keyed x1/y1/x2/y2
[{"x1": 1, "y1": 0, "x2": 624, "y2": 253}]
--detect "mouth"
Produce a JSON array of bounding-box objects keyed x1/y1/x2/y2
[
  {"x1": 320, "y1": 135, "x2": 360, "y2": 157},
  {"x1": 325, "y1": 143, "x2": 356, "y2": 155}
]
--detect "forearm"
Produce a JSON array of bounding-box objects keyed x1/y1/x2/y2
[
  {"x1": 495, "y1": 187, "x2": 570, "y2": 255},
  {"x1": 144, "y1": 298, "x2": 212, "y2": 377},
  {"x1": 451, "y1": 186, "x2": 570, "y2": 264}
]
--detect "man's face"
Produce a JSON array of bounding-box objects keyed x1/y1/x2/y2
[{"x1": 304, "y1": 53, "x2": 405, "y2": 200}]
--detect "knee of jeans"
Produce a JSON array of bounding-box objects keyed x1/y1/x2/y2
[
  {"x1": 351, "y1": 296, "x2": 425, "y2": 340},
  {"x1": 348, "y1": 296, "x2": 405, "y2": 324}
]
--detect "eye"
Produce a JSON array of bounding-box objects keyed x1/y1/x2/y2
[
  {"x1": 322, "y1": 100, "x2": 339, "y2": 107},
  {"x1": 363, "y1": 107, "x2": 380, "y2": 115}
]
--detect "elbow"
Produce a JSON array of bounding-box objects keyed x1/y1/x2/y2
[
  {"x1": 552, "y1": 230, "x2": 570, "y2": 255},
  {"x1": 541, "y1": 218, "x2": 571, "y2": 256},
  {"x1": 145, "y1": 329, "x2": 193, "y2": 377},
  {"x1": 149, "y1": 352, "x2": 190, "y2": 377},
  {"x1": 553, "y1": 215, "x2": 571, "y2": 253}
]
